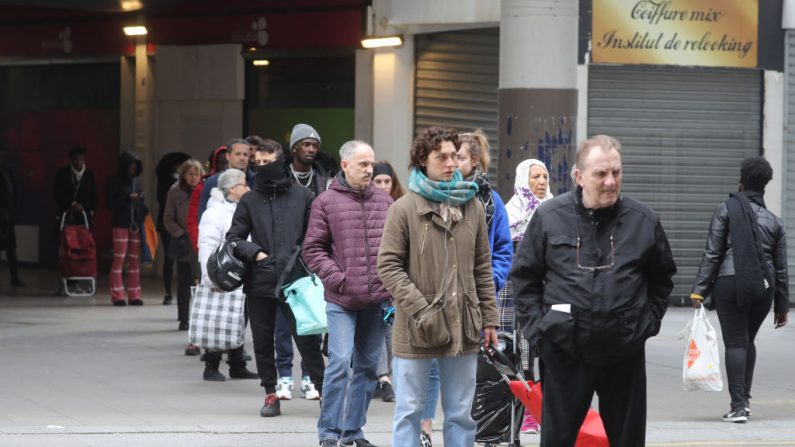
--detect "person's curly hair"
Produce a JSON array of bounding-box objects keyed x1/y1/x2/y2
[
  {"x1": 740, "y1": 156, "x2": 773, "y2": 193},
  {"x1": 409, "y1": 126, "x2": 460, "y2": 170}
]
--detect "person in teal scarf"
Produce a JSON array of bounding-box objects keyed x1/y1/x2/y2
[{"x1": 378, "y1": 126, "x2": 499, "y2": 447}]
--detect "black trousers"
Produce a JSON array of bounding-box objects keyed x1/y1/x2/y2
[
  {"x1": 713, "y1": 276, "x2": 773, "y2": 409},
  {"x1": 247, "y1": 295, "x2": 325, "y2": 394},
  {"x1": 158, "y1": 230, "x2": 174, "y2": 296},
  {"x1": 204, "y1": 345, "x2": 246, "y2": 368},
  {"x1": 539, "y1": 343, "x2": 647, "y2": 447},
  {"x1": 176, "y1": 261, "x2": 192, "y2": 324}
]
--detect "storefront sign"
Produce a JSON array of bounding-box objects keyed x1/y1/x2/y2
[{"x1": 593, "y1": 0, "x2": 758, "y2": 68}]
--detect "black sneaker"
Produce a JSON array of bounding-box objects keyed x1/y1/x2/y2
[
  {"x1": 319, "y1": 440, "x2": 339, "y2": 447},
  {"x1": 379, "y1": 381, "x2": 395, "y2": 402},
  {"x1": 228, "y1": 366, "x2": 259, "y2": 379},
  {"x1": 203, "y1": 366, "x2": 226, "y2": 382},
  {"x1": 112, "y1": 300, "x2": 127, "y2": 307},
  {"x1": 163, "y1": 295, "x2": 173, "y2": 305},
  {"x1": 260, "y1": 394, "x2": 281, "y2": 417},
  {"x1": 341, "y1": 439, "x2": 377, "y2": 447},
  {"x1": 722, "y1": 407, "x2": 749, "y2": 423}
]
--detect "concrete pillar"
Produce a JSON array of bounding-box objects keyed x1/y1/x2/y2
[
  {"x1": 355, "y1": 49, "x2": 374, "y2": 145},
  {"x1": 497, "y1": 0, "x2": 578, "y2": 199},
  {"x1": 134, "y1": 41, "x2": 155, "y2": 216},
  {"x1": 372, "y1": 36, "x2": 414, "y2": 186},
  {"x1": 153, "y1": 44, "x2": 245, "y2": 166},
  {"x1": 763, "y1": 70, "x2": 784, "y2": 217}
]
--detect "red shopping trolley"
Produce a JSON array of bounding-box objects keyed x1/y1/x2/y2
[{"x1": 58, "y1": 211, "x2": 97, "y2": 296}]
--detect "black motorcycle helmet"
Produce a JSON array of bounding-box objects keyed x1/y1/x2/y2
[{"x1": 207, "y1": 240, "x2": 248, "y2": 291}]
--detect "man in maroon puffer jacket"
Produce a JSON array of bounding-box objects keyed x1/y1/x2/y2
[{"x1": 303, "y1": 140, "x2": 393, "y2": 447}]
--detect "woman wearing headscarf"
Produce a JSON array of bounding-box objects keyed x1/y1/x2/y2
[
  {"x1": 504, "y1": 158, "x2": 552, "y2": 434},
  {"x1": 690, "y1": 156, "x2": 788, "y2": 423}
]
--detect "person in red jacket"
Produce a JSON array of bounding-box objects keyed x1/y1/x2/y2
[
  {"x1": 303, "y1": 140, "x2": 393, "y2": 447},
  {"x1": 186, "y1": 146, "x2": 228, "y2": 254}
]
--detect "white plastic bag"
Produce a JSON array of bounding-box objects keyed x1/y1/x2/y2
[{"x1": 681, "y1": 307, "x2": 723, "y2": 391}]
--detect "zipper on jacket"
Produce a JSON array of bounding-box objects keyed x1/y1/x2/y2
[
  {"x1": 360, "y1": 195, "x2": 374, "y2": 303},
  {"x1": 420, "y1": 222, "x2": 429, "y2": 255}
]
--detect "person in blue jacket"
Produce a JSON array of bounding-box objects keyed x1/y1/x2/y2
[{"x1": 418, "y1": 129, "x2": 512, "y2": 446}]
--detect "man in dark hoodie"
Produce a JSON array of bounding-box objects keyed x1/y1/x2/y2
[
  {"x1": 105, "y1": 150, "x2": 147, "y2": 306},
  {"x1": 303, "y1": 140, "x2": 393, "y2": 447},
  {"x1": 225, "y1": 153, "x2": 325, "y2": 418}
]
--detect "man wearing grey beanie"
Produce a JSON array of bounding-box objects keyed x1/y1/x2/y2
[{"x1": 288, "y1": 123, "x2": 329, "y2": 196}]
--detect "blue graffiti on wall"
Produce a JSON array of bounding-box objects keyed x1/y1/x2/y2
[{"x1": 536, "y1": 127, "x2": 573, "y2": 195}]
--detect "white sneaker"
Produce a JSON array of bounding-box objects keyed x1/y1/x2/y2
[
  {"x1": 275, "y1": 377, "x2": 293, "y2": 400},
  {"x1": 301, "y1": 376, "x2": 320, "y2": 400}
]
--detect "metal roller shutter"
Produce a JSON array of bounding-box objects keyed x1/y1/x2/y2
[
  {"x1": 414, "y1": 28, "x2": 500, "y2": 182},
  {"x1": 786, "y1": 29, "x2": 795, "y2": 294},
  {"x1": 588, "y1": 65, "x2": 762, "y2": 299}
]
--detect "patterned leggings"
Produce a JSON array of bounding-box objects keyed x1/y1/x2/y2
[{"x1": 109, "y1": 227, "x2": 141, "y2": 302}]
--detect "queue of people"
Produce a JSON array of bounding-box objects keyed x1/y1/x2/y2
[{"x1": 28, "y1": 124, "x2": 788, "y2": 447}]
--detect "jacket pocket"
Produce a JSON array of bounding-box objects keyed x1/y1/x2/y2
[
  {"x1": 548, "y1": 235, "x2": 578, "y2": 266},
  {"x1": 537, "y1": 309, "x2": 576, "y2": 357},
  {"x1": 407, "y1": 296, "x2": 452, "y2": 348},
  {"x1": 248, "y1": 256, "x2": 279, "y2": 299},
  {"x1": 462, "y1": 291, "x2": 483, "y2": 344}
]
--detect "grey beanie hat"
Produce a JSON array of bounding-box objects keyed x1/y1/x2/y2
[{"x1": 290, "y1": 123, "x2": 321, "y2": 149}]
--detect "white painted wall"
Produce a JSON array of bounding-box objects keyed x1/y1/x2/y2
[
  {"x1": 763, "y1": 70, "x2": 784, "y2": 217},
  {"x1": 372, "y1": 36, "x2": 415, "y2": 187},
  {"x1": 784, "y1": 0, "x2": 795, "y2": 28}
]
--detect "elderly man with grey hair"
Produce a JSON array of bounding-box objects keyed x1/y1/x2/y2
[{"x1": 303, "y1": 140, "x2": 394, "y2": 447}]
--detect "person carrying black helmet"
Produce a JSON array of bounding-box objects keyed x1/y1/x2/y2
[{"x1": 225, "y1": 141, "x2": 325, "y2": 418}]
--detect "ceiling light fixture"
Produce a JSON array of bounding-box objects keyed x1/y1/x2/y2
[
  {"x1": 123, "y1": 26, "x2": 148, "y2": 36},
  {"x1": 252, "y1": 60, "x2": 270, "y2": 66},
  {"x1": 361, "y1": 35, "x2": 403, "y2": 49}
]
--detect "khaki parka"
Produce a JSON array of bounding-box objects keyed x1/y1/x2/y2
[{"x1": 377, "y1": 191, "x2": 499, "y2": 359}]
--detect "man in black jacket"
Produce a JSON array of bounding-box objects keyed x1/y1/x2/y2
[
  {"x1": 54, "y1": 145, "x2": 99, "y2": 224},
  {"x1": 511, "y1": 135, "x2": 676, "y2": 447},
  {"x1": 226, "y1": 153, "x2": 325, "y2": 418}
]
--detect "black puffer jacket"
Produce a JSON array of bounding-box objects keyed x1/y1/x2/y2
[
  {"x1": 692, "y1": 198, "x2": 789, "y2": 314},
  {"x1": 226, "y1": 174, "x2": 314, "y2": 299},
  {"x1": 511, "y1": 188, "x2": 676, "y2": 365}
]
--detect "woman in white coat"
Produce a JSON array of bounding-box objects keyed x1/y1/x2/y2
[{"x1": 197, "y1": 168, "x2": 258, "y2": 381}]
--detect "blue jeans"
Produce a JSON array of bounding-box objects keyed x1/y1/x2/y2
[
  {"x1": 318, "y1": 301, "x2": 386, "y2": 443},
  {"x1": 393, "y1": 354, "x2": 478, "y2": 447},
  {"x1": 421, "y1": 360, "x2": 441, "y2": 421}
]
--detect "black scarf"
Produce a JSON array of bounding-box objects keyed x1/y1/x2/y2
[
  {"x1": 254, "y1": 159, "x2": 292, "y2": 195},
  {"x1": 726, "y1": 191, "x2": 772, "y2": 308}
]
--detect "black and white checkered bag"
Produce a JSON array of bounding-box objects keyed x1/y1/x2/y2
[{"x1": 189, "y1": 284, "x2": 245, "y2": 351}]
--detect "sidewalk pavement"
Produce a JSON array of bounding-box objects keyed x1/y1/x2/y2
[{"x1": 0, "y1": 267, "x2": 794, "y2": 446}]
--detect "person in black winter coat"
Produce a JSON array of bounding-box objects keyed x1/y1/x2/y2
[
  {"x1": 105, "y1": 150, "x2": 147, "y2": 306},
  {"x1": 691, "y1": 156, "x2": 789, "y2": 423},
  {"x1": 225, "y1": 153, "x2": 325, "y2": 418},
  {"x1": 54, "y1": 145, "x2": 98, "y2": 224}
]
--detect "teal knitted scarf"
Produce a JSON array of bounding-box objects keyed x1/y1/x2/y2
[{"x1": 408, "y1": 168, "x2": 478, "y2": 206}]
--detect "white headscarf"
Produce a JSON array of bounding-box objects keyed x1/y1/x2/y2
[{"x1": 506, "y1": 159, "x2": 553, "y2": 241}]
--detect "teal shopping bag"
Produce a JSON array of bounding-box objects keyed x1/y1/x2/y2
[{"x1": 282, "y1": 274, "x2": 327, "y2": 336}]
